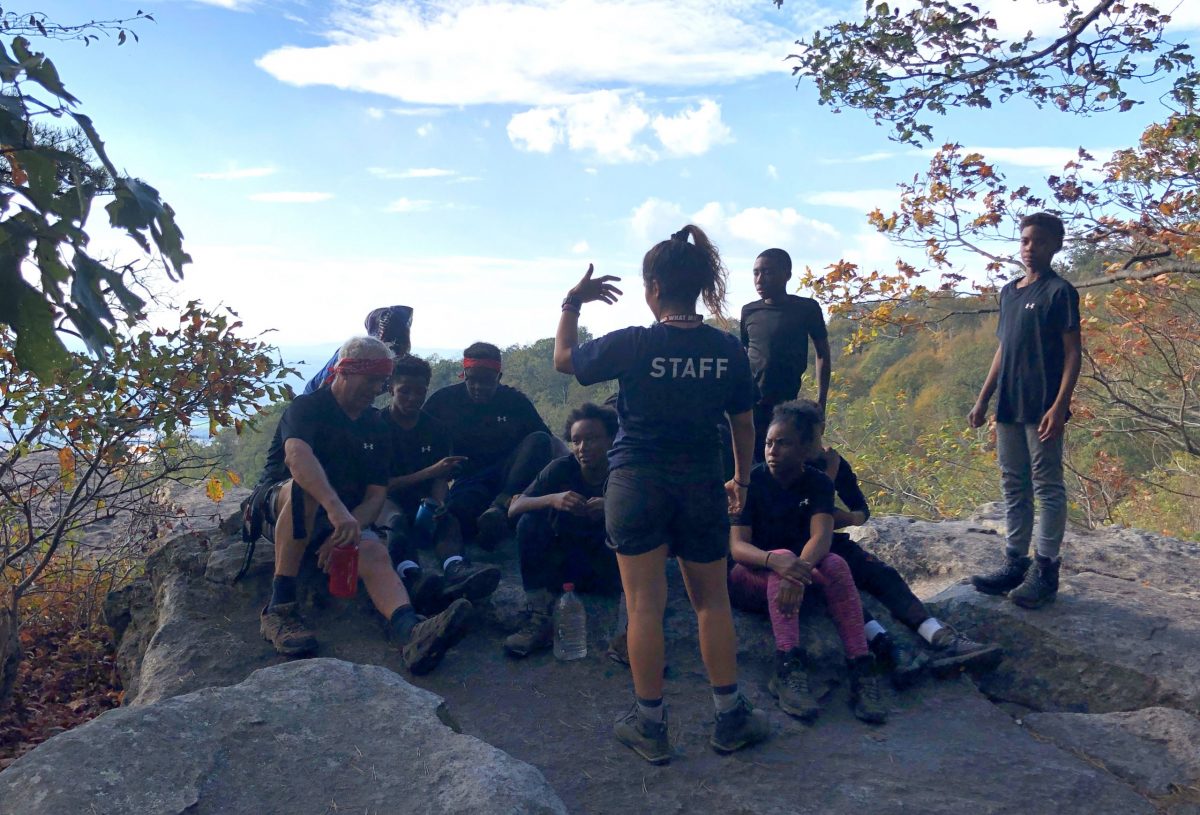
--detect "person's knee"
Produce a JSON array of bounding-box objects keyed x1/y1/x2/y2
[
  {"x1": 357, "y1": 537, "x2": 393, "y2": 576},
  {"x1": 819, "y1": 552, "x2": 852, "y2": 584}
]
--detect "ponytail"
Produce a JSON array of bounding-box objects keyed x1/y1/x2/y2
[{"x1": 642, "y1": 224, "x2": 729, "y2": 322}]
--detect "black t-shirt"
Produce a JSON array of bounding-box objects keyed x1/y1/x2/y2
[
  {"x1": 740, "y1": 295, "x2": 828, "y2": 404},
  {"x1": 995, "y1": 272, "x2": 1081, "y2": 424},
  {"x1": 384, "y1": 409, "x2": 450, "y2": 504},
  {"x1": 423, "y1": 382, "x2": 549, "y2": 477},
  {"x1": 522, "y1": 454, "x2": 606, "y2": 537},
  {"x1": 732, "y1": 463, "x2": 836, "y2": 555},
  {"x1": 572, "y1": 323, "x2": 755, "y2": 474},
  {"x1": 812, "y1": 452, "x2": 870, "y2": 521},
  {"x1": 260, "y1": 387, "x2": 391, "y2": 509}
]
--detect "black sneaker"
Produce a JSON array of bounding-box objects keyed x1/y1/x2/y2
[
  {"x1": 441, "y1": 559, "x2": 501, "y2": 603},
  {"x1": 848, "y1": 655, "x2": 888, "y2": 725},
  {"x1": 928, "y1": 625, "x2": 1003, "y2": 674},
  {"x1": 710, "y1": 695, "x2": 771, "y2": 754},
  {"x1": 401, "y1": 568, "x2": 445, "y2": 615},
  {"x1": 971, "y1": 554, "x2": 1032, "y2": 596},
  {"x1": 260, "y1": 603, "x2": 317, "y2": 657},
  {"x1": 1008, "y1": 556, "x2": 1060, "y2": 609},
  {"x1": 869, "y1": 632, "x2": 928, "y2": 689},
  {"x1": 768, "y1": 648, "x2": 821, "y2": 721},
  {"x1": 614, "y1": 705, "x2": 671, "y2": 765},
  {"x1": 474, "y1": 506, "x2": 509, "y2": 551},
  {"x1": 402, "y1": 598, "x2": 473, "y2": 675}
]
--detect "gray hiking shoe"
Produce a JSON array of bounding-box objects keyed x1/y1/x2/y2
[
  {"x1": 710, "y1": 695, "x2": 771, "y2": 754},
  {"x1": 848, "y1": 655, "x2": 888, "y2": 725},
  {"x1": 614, "y1": 704, "x2": 671, "y2": 765},
  {"x1": 260, "y1": 603, "x2": 317, "y2": 657},
  {"x1": 869, "y1": 632, "x2": 928, "y2": 689},
  {"x1": 1009, "y1": 556, "x2": 1060, "y2": 609},
  {"x1": 768, "y1": 648, "x2": 821, "y2": 721},
  {"x1": 503, "y1": 607, "x2": 553, "y2": 657},
  {"x1": 971, "y1": 554, "x2": 1032, "y2": 596},
  {"x1": 402, "y1": 598, "x2": 473, "y2": 675},
  {"x1": 442, "y1": 559, "x2": 501, "y2": 603},
  {"x1": 928, "y1": 625, "x2": 1003, "y2": 674}
]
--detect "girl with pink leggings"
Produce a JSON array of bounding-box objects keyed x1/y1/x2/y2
[{"x1": 729, "y1": 400, "x2": 887, "y2": 724}]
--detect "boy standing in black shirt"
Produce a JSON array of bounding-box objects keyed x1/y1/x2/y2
[
  {"x1": 740, "y1": 248, "x2": 832, "y2": 461},
  {"x1": 969, "y1": 213, "x2": 1082, "y2": 609},
  {"x1": 381, "y1": 355, "x2": 500, "y2": 614},
  {"x1": 423, "y1": 342, "x2": 557, "y2": 548}
]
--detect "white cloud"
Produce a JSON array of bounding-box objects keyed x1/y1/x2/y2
[
  {"x1": 389, "y1": 106, "x2": 453, "y2": 117},
  {"x1": 630, "y1": 198, "x2": 686, "y2": 243},
  {"x1": 193, "y1": 0, "x2": 255, "y2": 9},
  {"x1": 819, "y1": 151, "x2": 900, "y2": 165},
  {"x1": 651, "y1": 99, "x2": 732, "y2": 157},
  {"x1": 369, "y1": 167, "x2": 459, "y2": 180},
  {"x1": 385, "y1": 198, "x2": 435, "y2": 213},
  {"x1": 767, "y1": 164, "x2": 778, "y2": 180},
  {"x1": 571, "y1": 240, "x2": 590, "y2": 254},
  {"x1": 631, "y1": 197, "x2": 840, "y2": 251},
  {"x1": 416, "y1": 122, "x2": 434, "y2": 138},
  {"x1": 584, "y1": 167, "x2": 598, "y2": 175},
  {"x1": 256, "y1": 0, "x2": 790, "y2": 107},
  {"x1": 248, "y1": 191, "x2": 333, "y2": 203},
  {"x1": 196, "y1": 166, "x2": 277, "y2": 180},
  {"x1": 804, "y1": 189, "x2": 900, "y2": 213},
  {"x1": 366, "y1": 107, "x2": 386, "y2": 120},
  {"x1": 561, "y1": 92, "x2": 653, "y2": 163},
  {"x1": 507, "y1": 107, "x2": 564, "y2": 153}
]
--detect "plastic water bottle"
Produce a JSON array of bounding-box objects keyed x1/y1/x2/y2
[
  {"x1": 554, "y1": 583, "x2": 587, "y2": 661},
  {"x1": 412, "y1": 499, "x2": 439, "y2": 548},
  {"x1": 328, "y1": 543, "x2": 359, "y2": 598}
]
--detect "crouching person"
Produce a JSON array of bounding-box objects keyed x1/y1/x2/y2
[
  {"x1": 254, "y1": 337, "x2": 471, "y2": 675},
  {"x1": 503, "y1": 403, "x2": 621, "y2": 656}
]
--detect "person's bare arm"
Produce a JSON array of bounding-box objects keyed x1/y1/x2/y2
[
  {"x1": 798, "y1": 513, "x2": 834, "y2": 565},
  {"x1": 284, "y1": 437, "x2": 358, "y2": 549},
  {"x1": 968, "y1": 345, "x2": 1003, "y2": 427},
  {"x1": 509, "y1": 491, "x2": 588, "y2": 519},
  {"x1": 833, "y1": 509, "x2": 867, "y2": 529},
  {"x1": 725, "y1": 409, "x2": 755, "y2": 513},
  {"x1": 386, "y1": 456, "x2": 467, "y2": 493},
  {"x1": 1039, "y1": 329, "x2": 1082, "y2": 442},
  {"x1": 352, "y1": 485, "x2": 387, "y2": 529},
  {"x1": 813, "y1": 334, "x2": 832, "y2": 411},
  {"x1": 554, "y1": 264, "x2": 622, "y2": 374}
]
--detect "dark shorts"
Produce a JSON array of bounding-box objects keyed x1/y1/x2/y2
[
  {"x1": 604, "y1": 465, "x2": 730, "y2": 563},
  {"x1": 251, "y1": 479, "x2": 336, "y2": 552}
]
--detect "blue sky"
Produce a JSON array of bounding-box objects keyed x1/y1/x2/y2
[{"x1": 32, "y1": 0, "x2": 1200, "y2": 373}]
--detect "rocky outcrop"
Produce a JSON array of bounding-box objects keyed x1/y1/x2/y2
[{"x1": 0, "y1": 658, "x2": 566, "y2": 815}]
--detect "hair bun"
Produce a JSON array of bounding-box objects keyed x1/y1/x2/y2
[{"x1": 670, "y1": 228, "x2": 690, "y2": 243}]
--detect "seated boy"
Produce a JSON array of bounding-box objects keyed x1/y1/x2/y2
[
  {"x1": 252, "y1": 337, "x2": 470, "y2": 675},
  {"x1": 790, "y1": 400, "x2": 1002, "y2": 683},
  {"x1": 503, "y1": 403, "x2": 621, "y2": 657},
  {"x1": 423, "y1": 342, "x2": 559, "y2": 548},
  {"x1": 380, "y1": 355, "x2": 500, "y2": 614}
]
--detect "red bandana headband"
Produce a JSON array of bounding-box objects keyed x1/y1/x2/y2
[
  {"x1": 463, "y1": 357, "x2": 502, "y2": 372},
  {"x1": 332, "y1": 357, "x2": 393, "y2": 377}
]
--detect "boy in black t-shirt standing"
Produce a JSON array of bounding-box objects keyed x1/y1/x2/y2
[
  {"x1": 380, "y1": 355, "x2": 500, "y2": 614},
  {"x1": 740, "y1": 248, "x2": 832, "y2": 461},
  {"x1": 969, "y1": 213, "x2": 1082, "y2": 609},
  {"x1": 503, "y1": 402, "x2": 621, "y2": 657}
]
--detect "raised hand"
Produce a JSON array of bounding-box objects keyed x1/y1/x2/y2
[{"x1": 569, "y1": 264, "x2": 623, "y2": 306}]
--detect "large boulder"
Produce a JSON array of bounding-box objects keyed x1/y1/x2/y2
[{"x1": 0, "y1": 658, "x2": 566, "y2": 815}]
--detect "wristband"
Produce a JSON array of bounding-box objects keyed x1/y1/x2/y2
[
  {"x1": 562, "y1": 295, "x2": 582, "y2": 312},
  {"x1": 765, "y1": 552, "x2": 772, "y2": 568},
  {"x1": 735, "y1": 479, "x2": 749, "y2": 488}
]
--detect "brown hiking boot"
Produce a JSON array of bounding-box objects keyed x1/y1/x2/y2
[
  {"x1": 503, "y1": 607, "x2": 553, "y2": 658},
  {"x1": 403, "y1": 598, "x2": 473, "y2": 675},
  {"x1": 606, "y1": 630, "x2": 630, "y2": 665},
  {"x1": 260, "y1": 603, "x2": 317, "y2": 657}
]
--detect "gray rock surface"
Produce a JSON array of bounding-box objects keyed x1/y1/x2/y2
[
  {"x1": 0, "y1": 658, "x2": 566, "y2": 815},
  {"x1": 1025, "y1": 706, "x2": 1200, "y2": 810}
]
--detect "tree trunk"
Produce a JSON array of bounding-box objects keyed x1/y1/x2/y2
[{"x1": 0, "y1": 603, "x2": 20, "y2": 706}]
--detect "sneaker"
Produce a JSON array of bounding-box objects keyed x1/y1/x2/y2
[
  {"x1": 1008, "y1": 555, "x2": 1060, "y2": 609},
  {"x1": 848, "y1": 655, "x2": 888, "y2": 725},
  {"x1": 971, "y1": 554, "x2": 1032, "y2": 596},
  {"x1": 474, "y1": 506, "x2": 509, "y2": 551},
  {"x1": 441, "y1": 559, "x2": 501, "y2": 603},
  {"x1": 710, "y1": 695, "x2": 771, "y2": 754},
  {"x1": 503, "y1": 607, "x2": 553, "y2": 657},
  {"x1": 401, "y1": 568, "x2": 445, "y2": 615},
  {"x1": 606, "y1": 630, "x2": 630, "y2": 666},
  {"x1": 928, "y1": 625, "x2": 1003, "y2": 675},
  {"x1": 869, "y1": 632, "x2": 928, "y2": 689},
  {"x1": 614, "y1": 704, "x2": 671, "y2": 765},
  {"x1": 768, "y1": 648, "x2": 821, "y2": 721},
  {"x1": 402, "y1": 598, "x2": 473, "y2": 675},
  {"x1": 260, "y1": 603, "x2": 317, "y2": 657}
]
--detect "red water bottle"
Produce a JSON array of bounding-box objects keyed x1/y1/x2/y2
[{"x1": 328, "y1": 543, "x2": 359, "y2": 598}]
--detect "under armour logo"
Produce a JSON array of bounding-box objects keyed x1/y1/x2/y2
[
  {"x1": 421, "y1": 445, "x2": 432, "y2": 453},
  {"x1": 796, "y1": 499, "x2": 809, "y2": 508},
  {"x1": 1024, "y1": 303, "x2": 1037, "y2": 310},
  {"x1": 363, "y1": 442, "x2": 375, "y2": 451},
  {"x1": 497, "y1": 416, "x2": 508, "y2": 423}
]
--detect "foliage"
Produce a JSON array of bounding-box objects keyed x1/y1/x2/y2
[
  {"x1": 0, "y1": 9, "x2": 188, "y2": 378},
  {"x1": 786, "y1": 0, "x2": 1197, "y2": 144}
]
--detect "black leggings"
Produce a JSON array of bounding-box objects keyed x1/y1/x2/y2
[
  {"x1": 829, "y1": 533, "x2": 929, "y2": 630},
  {"x1": 446, "y1": 431, "x2": 555, "y2": 534}
]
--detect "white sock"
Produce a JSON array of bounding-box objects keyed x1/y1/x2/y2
[
  {"x1": 396, "y1": 560, "x2": 419, "y2": 577},
  {"x1": 918, "y1": 618, "x2": 945, "y2": 644},
  {"x1": 864, "y1": 620, "x2": 887, "y2": 642},
  {"x1": 442, "y1": 555, "x2": 464, "y2": 572}
]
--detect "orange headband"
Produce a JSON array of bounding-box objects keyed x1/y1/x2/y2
[
  {"x1": 332, "y1": 357, "x2": 393, "y2": 377},
  {"x1": 463, "y1": 357, "x2": 502, "y2": 372}
]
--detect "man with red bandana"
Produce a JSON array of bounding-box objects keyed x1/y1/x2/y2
[
  {"x1": 253, "y1": 336, "x2": 472, "y2": 675},
  {"x1": 423, "y1": 341, "x2": 557, "y2": 548}
]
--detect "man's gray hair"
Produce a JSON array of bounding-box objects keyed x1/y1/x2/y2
[{"x1": 337, "y1": 335, "x2": 394, "y2": 362}]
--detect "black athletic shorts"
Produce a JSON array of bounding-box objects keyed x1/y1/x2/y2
[{"x1": 604, "y1": 465, "x2": 730, "y2": 563}]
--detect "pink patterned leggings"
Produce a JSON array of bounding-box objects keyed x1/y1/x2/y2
[{"x1": 728, "y1": 551, "x2": 868, "y2": 658}]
